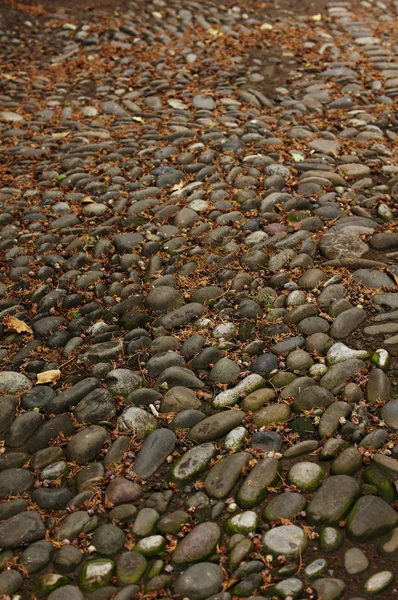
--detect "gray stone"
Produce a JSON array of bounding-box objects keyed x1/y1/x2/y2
[
  {"x1": 330, "y1": 307, "x2": 367, "y2": 339},
  {"x1": 172, "y1": 522, "x2": 220, "y2": 564},
  {"x1": 319, "y1": 232, "x2": 369, "y2": 260},
  {"x1": 133, "y1": 429, "x2": 176, "y2": 479},
  {"x1": 0, "y1": 371, "x2": 31, "y2": 394},
  {"x1": 347, "y1": 495, "x2": 398, "y2": 542},
  {"x1": 66, "y1": 426, "x2": 110, "y2": 464},
  {"x1": 210, "y1": 358, "x2": 240, "y2": 383},
  {"x1": 381, "y1": 399, "x2": 398, "y2": 430},
  {"x1": 161, "y1": 386, "x2": 202, "y2": 413},
  {"x1": 344, "y1": 548, "x2": 369, "y2": 574},
  {"x1": 320, "y1": 359, "x2": 365, "y2": 394},
  {"x1": 175, "y1": 563, "x2": 224, "y2": 600},
  {"x1": 262, "y1": 525, "x2": 308, "y2": 559},
  {"x1": 189, "y1": 410, "x2": 245, "y2": 443},
  {"x1": 312, "y1": 578, "x2": 345, "y2": 600},
  {"x1": 237, "y1": 457, "x2": 279, "y2": 509},
  {"x1": 156, "y1": 366, "x2": 204, "y2": 389},
  {"x1": 0, "y1": 511, "x2": 45, "y2": 548},
  {"x1": 205, "y1": 452, "x2": 250, "y2": 499},
  {"x1": 117, "y1": 407, "x2": 157, "y2": 438},
  {"x1": 92, "y1": 524, "x2": 126, "y2": 556},
  {"x1": 307, "y1": 475, "x2": 360, "y2": 526},
  {"x1": 169, "y1": 443, "x2": 216, "y2": 486}
]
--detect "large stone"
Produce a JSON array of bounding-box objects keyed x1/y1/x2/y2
[
  {"x1": 307, "y1": 475, "x2": 360, "y2": 526},
  {"x1": 133, "y1": 429, "x2": 176, "y2": 479},
  {"x1": 237, "y1": 457, "x2": 279, "y2": 508},
  {"x1": 189, "y1": 410, "x2": 245, "y2": 443},
  {"x1": 172, "y1": 523, "x2": 220, "y2": 564},
  {"x1": 0, "y1": 511, "x2": 45, "y2": 549},
  {"x1": 117, "y1": 408, "x2": 157, "y2": 438},
  {"x1": 320, "y1": 359, "x2": 365, "y2": 395},
  {"x1": 205, "y1": 452, "x2": 250, "y2": 499},
  {"x1": 168, "y1": 443, "x2": 216, "y2": 486},
  {"x1": 330, "y1": 308, "x2": 367, "y2": 339},
  {"x1": 347, "y1": 496, "x2": 398, "y2": 542},
  {"x1": 175, "y1": 563, "x2": 224, "y2": 600},
  {"x1": 66, "y1": 426, "x2": 110, "y2": 464},
  {"x1": 262, "y1": 525, "x2": 308, "y2": 559},
  {"x1": 0, "y1": 371, "x2": 31, "y2": 394},
  {"x1": 319, "y1": 232, "x2": 369, "y2": 260}
]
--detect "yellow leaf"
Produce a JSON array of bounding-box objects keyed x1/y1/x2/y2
[
  {"x1": 171, "y1": 180, "x2": 185, "y2": 191},
  {"x1": 51, "y1": 131, "x2": 71, "y2": 139},
  {"x1": 81, "y1": 196, "x2": 95, "y2": 204},
  {"x1": 131, "y1": 116, "x2": 144, "y2": 123},
  {"x1": 260, "y1": 23, "x2": 273, "y2": 30},
  {"x1": 312, "y1": 13, "x2": 322, "y2": 20},
  {"x1": 4, "y1": 316, "x2": 33, "y2": 334},
  {"x1": 387, "y1": 269, "x2": 398, "y2": 286},
  {"x1": 37, "y1": 370, "x2": 61, "y2": 385},
  {"x1": 208, "y1": 27, "x2": 222, "y2": 36}
]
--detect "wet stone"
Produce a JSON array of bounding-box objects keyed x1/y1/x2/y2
[
  {"x1": 307, "y1": 475, "x2": 360, "y2": 526},
  {"x1": 262, "y1": 525, "x2": 308, "y2": 559}
]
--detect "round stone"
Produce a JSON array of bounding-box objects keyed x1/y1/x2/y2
[
  {"x1": 287, "y1": 462, "x2": 325, "y2": 491},
  {"x1": 344, "y1": 548, "x2": 369, "y2": 574},
  {"x1": 362, "y1": 571, "x2": 394, "y2": 595},
  {"x1": 262, "y1": 525, "x2": 308, "y2": 559},
  {"x1": 226, "y1": 511, "x2": 259, "y2": 534},
  {"x1": 175, "y1": 563, "x2": 224, "y2": 600}
]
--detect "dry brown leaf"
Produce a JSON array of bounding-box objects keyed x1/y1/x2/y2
[
  {"x1": 37, "y1": 370, "x2": 61, "y2": 385},
  {"x1": 4, "y1": 315, "x2": 33, "y2": 334},
  {"x1": 387, "y1": 269, "x2": 398, "y2": 286}
]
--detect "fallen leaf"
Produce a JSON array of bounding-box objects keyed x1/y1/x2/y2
[
  {"x1": 171, "y1": 181, "x2": 185, "y2": 191},
  {"x1": 312, "y1": 13, "x2": 322, "y2": 20},
  {"x1": 51, "y1": 131, "x2": 71, "y2": 139},
  {"x1": 385, "y1": 269, "x2": 398, "y2": 285},
  {"x1": 131, "y1": 116, "x2": 144, "y2": 122},
  {"x1": 37, "y1": 370, "x2": 61, "y2": 385},
  {"x1": 260, "y1": 23, "x2": 273, "y2": 30},
  {"x1": 208, "y1": 27, "x2": 222, "y2": 36},
  {"x1": 81, "y1": 196, "x2": 95, "y2": 204},
  {"x1": 4, "y1": 316, "x2": 33, "y2": 334},
  {"x1": 291, "y1": 152, "x2": 305, "y2": 162}
]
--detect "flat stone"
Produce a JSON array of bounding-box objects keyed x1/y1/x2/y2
[
  {"x1": 0, "y1": 371, "x2": 31, "y2": 394},
  {"x1": 263, "y1": 492, "x2": 307, "y2": 522},
  {"x1": 330, "y1": 308, "x2": 367, "y2": 339},
  {"x1": 344, "y1": 548, "x2": 369, "y2": 574},
  {"x1": 320, "y1": 359, "x2": 365, "y2": 394},
  {"x1": 117, "y1": 408, "x2": 157, "y2": 438},
  {"x1": 312, "y1": 578, "x2": 346, "y2": 600},
  {"x1": 381, "y1": 399, "x2": 398, "y2": 430},
  {"x1": 172, "y1": 522, "x2": 220, "y2": 564},
  {"x1": 237, "y1": 457, "x2": 279, "y2": 508},
  {"x1": 319, "y1": 232, "x2": 369, "y2": 260},
  {"x1": 307, "y1": 475, "x2": 360, "y2": 526},
  {"x1": 175, "y1": 563, "x2": 224, "y2": 600},
  {"x1": 0, "y1": 511, "x2": 45, "y2": 549},
  {"x1": 169, "y1": 443, "x2": 216, "y2": 486},
  {"x1": 362, "y1": 571, "x2": 394, "y2": 595},
  {"x1": 189, "y1": 410, "x2": 245, "y2": 443},
  {"x1": 347, "y1": 495, "x2": 398, "y2": 542},
  {"x1": 262, "y1": 525, "x2": 308, "y2": 559},
  {"x1": 339, "y1": 163, "x2": 371, "y2": 177},
  {"x1": 133, "y1": 429, "x2": 176, "y2": 479},
  {"x1": 205, "y1": 452, "x2": 250, "y2": 499},
  {"x1": 287, "y1": 462, "x2": 325, "y2": 491}
]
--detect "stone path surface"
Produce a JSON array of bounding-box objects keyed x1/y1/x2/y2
[{"x1": 0, "y1": 0, "x2": 397, "y2": 598}]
